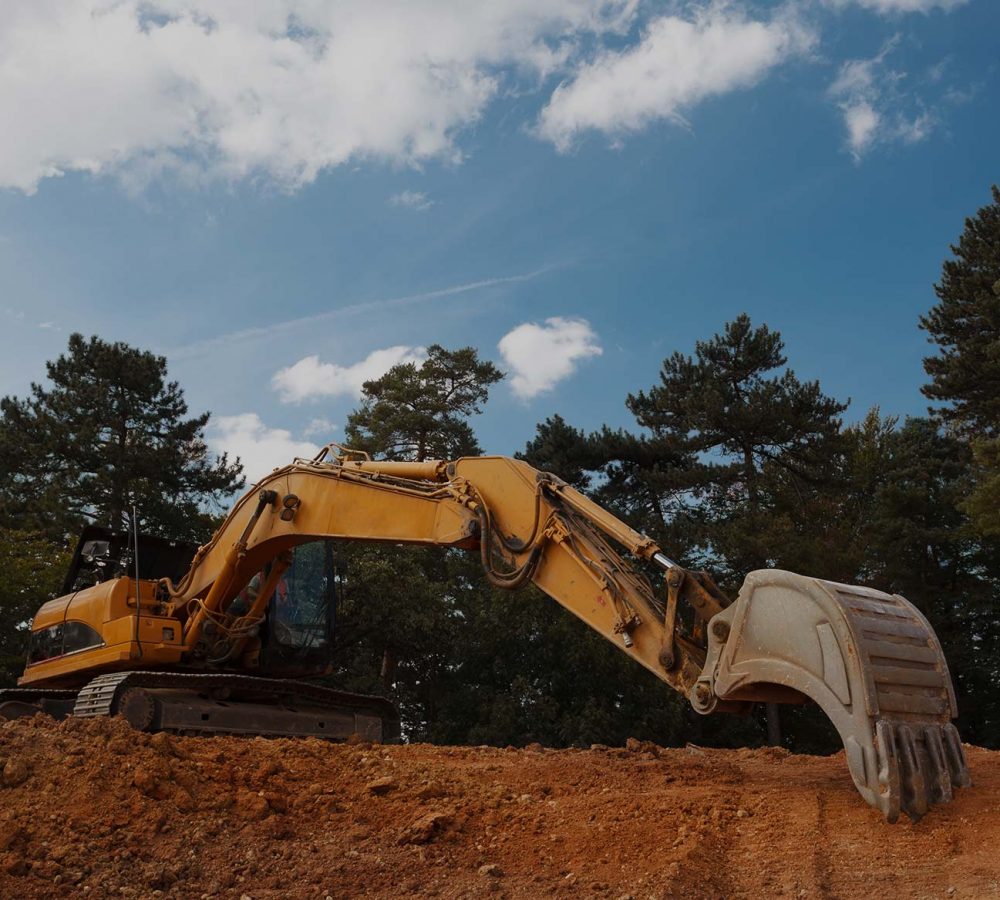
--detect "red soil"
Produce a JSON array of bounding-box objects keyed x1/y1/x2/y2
[{"x1": 0, "y1": 716, "x2": 993, "y2": 899}]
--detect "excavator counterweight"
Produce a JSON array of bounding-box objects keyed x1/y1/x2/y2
[{"x1": 2, "y1": 448, "x2": 969, "y2": 822}]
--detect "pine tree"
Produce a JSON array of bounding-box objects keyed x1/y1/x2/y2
[
  {"x1": 345, "y1": 345, "x2": 503, "y2": 460},
  {"x1": 855, "y1": 419, "x2": 1000, "y2": 746},
  {"x1": 587, "y1": 315, "x2": 848, "y2": 748},
  {"x1": 921, "y1": 186, "x2": 1000, "y2": 537},
  {"x1": 334, "y1": 345, "x2": 503, "y2": 737},
  {"x1": 626, "y1": 314, "x2": 848, "y2": 580},
  {"x1": 921, "y1": 186, "x2": 1000, "y2": 435},
  {"x1": 0, "y1": 333, "x2": 244, "y2": 541},
  {"x1": 430, "y1": 582, "x2": 688, "y2": 748},
  {"x1": 965, "y1": 439, "x2": 1000, "y2": 538},
  {"x1": 516, "y1": 414, "x2": 606, "y2": 490}
]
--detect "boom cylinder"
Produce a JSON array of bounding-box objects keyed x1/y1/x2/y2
[{"x1": 338, "y1": 459, "x2": 448, "y2": 481}]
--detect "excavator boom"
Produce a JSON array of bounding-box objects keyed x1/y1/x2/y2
[{"x1": 9, "y1": 447, "x2": 969, "y2": 822}]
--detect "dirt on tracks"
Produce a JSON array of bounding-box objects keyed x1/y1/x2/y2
[{"x1": 0, "y1": 715, "x2": 994, "y2": 899}]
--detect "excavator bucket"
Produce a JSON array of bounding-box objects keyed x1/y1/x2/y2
[{"x1": 691, "y1": 570, "x2": 970, "y2": 822}]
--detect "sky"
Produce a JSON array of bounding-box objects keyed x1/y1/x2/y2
[{"x1": 0, "y1": 0, "x2": 997, "y2": 482}]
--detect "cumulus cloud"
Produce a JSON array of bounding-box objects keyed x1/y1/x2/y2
[
  {"x1": 0, "y1": 1, "x2": 638, "y2": 193},
  {"x1": 828, "y1": 38, "x2": 936, "y2": 160},
  {"x1": 389, "y1": 190, "x2": 435, "y2": 211},
  {"x1": 536, "y1": 7, "x2": 814, "y2": 150},
  {"x1": 499, "y1": 317, "x2": 601, "y2": 400},
  {"x1": 826, "y1": 0, "x2": 967, "y2": 13},
  {"x1": 272, "y1": 345, "x2": 427, "y2": 403},
  {"x1": 4, "y1": 3, "x2": 966, "y2": 193},
  {"x1": 208, "y1": 413, "x2": 319, "y2": 483}
]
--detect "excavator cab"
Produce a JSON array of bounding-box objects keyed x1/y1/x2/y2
[{"x1": 254, "y1": 541, "x2": 342, "y2": 676}]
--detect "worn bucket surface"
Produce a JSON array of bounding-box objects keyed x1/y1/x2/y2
[{"x1": 694, "y1": 570, "x2": 971, "y2": 822}]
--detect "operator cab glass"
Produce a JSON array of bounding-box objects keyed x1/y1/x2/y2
[
  {"x1": 28, "y1": 621, "x2": 104, "y2": 664},
  {"x1": 257, "y1": 540, "x2": 342, "y2": 674},
  {"x1": 270, "y1": 544, "x2": 330, "y2": 651}
]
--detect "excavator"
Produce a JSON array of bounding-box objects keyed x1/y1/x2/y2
[{"x1": 1, "y1": 445, "x2": 970, "y2": 823}]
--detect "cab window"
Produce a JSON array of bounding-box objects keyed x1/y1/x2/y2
[
  {"x1": 28, "y1": 621, "x2": 104, "y2": 663},
  {"x1": 28, "y1": 624, "x2": 63, "y2": 663},
  {"x1": 62, "y1": 621, "x2": 104, "y2": 654}
]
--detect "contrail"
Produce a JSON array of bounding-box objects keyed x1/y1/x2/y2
[{"x1": 168, "y1": 268, "x2": 551, "y2": 360}]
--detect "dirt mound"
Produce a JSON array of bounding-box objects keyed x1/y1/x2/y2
[{"x1": 0, "y1": 716, "x2": 994, "y2": 899}]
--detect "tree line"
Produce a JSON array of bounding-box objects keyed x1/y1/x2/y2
[{"x1": 1, "y1": 186, "x2": 998, "y2": 751}]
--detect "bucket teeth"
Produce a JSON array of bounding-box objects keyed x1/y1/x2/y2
[{"x1": 877, "y1": 719, "x2": 971, "y2": 822}]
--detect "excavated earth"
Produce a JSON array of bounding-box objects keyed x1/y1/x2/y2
[{"x1": 0, "y1": 716, "x2": 995, "y2": 899}]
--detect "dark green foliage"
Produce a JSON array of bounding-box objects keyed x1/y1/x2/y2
[
  {"x1": 965, "y1": 438, "x2": 1000, "y2": 538},
  {"x1": 518, "y1": 361, "x2": 1000, "y2": 749},
  {"x1": 921, "y1": 187, "x2": 1000, "y2": 539},
  {"x1": 625, "y1": 314, "x2": 848, "y2": 581},
  {"x1": 345, "y1": 344, "x2": 503, "y2": 461},
  {"x1": 428, "y1": 585, "x2": 687, "y2": 748},
  {"x1": 0, "y1": 532, "x2": 71, "y2": 686},
  {"x1": 852, "y1": 418, "x2": 1000, "y2": 745},
  {"x1": 339, "y1": 346, "x2": 690, "y2": 748},
  {"x1": 329, "y1": 543, "x2": 465, "y2": 738},
  {"x1": 516, "y1": 415, "x2": 606, "y2": 490},
  {"x1": 0, "y1": 333, "x2": 244, "y2": 541},
  {"x1": 914, "y1": 184, "x2": 1000, "y2": 743},
  {"x1": 335, "y1": 345, "x2": 505, "y2": 737},
  {"x1": 921, "y1": 186, "x2": 1000, "y2": 436},
  {"x1": 520, "y1": 316, "x2": 854, "y2": 751}
]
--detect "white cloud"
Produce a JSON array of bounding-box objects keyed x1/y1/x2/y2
[
  {"x1": 828, "y1": 38, "x2": 936, "y2": 160},
  {"x1": 829, "y1": 54, "x2": 883, "y2": 98},
  {"x1": 895, "y1": 110, "x2": 935, "y2": 144},
  {"x1": 208, "y1": 413, "x2": 319, "y2": 483},
  {"x1": 842, "y1": 101, "x2": 881, "y2": 157},
  {"x1": 303, "y1": 416, "x2": 337, "y2": 439},
  {"x1": 5, "y1": 3, "x2": 965, "y2": 193},
  {"x1": 389, "y1": 190, "x2": 435, "y2": 211},
  {"x1": 0, "y1": 1, "x2": 638, "y2": 193},
  {"x1": 536, "y1": 7, "x2": 814, "y2": 150},
  {"x1": 499, "y1": 317, "x2": 601, "y2": 400},
  {"x1": 826, "y1": 0, "x2": 967, "y2": 13},
  {"x1": 272, "y1": 345, "x2": 427, "y2": 403}
]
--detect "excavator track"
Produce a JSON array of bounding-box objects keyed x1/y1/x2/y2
[
  {"x1": 0, "y1": 687, "x2": 78, "y2": 721},
  {"x1": 72, "y1": 671, "x2": 400, "y2": 742}
]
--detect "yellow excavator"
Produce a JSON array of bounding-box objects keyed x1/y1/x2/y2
[{"x1": 3, "y1": 445, "x2": 970, "y2": 823}]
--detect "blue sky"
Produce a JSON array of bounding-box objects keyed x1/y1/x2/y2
[{"x1": 0, "y1": 1, "x2": 997, "y2": 481}]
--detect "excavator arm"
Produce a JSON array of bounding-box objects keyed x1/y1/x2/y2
[
  {"x1": 162, "y1": 451, "x2": 718, "y2": 695},
  {"x1": 18, "y1": 447, "x2": 970, "y2": 822}
]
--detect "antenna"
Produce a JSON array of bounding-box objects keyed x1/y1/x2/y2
[{"x1": 132, "y1": 504, "x2": 143, "y2": 659}]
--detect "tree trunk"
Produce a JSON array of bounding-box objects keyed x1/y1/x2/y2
[
  {"x1": 380, "y1": 647, "x2": 397, "y2": 691},
  {"x1": 765, "y1": 702, "x2": 781, "y2": 746},
  {"x1": 742, "y1": 444, "x2": 759, "y2": 509}
]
